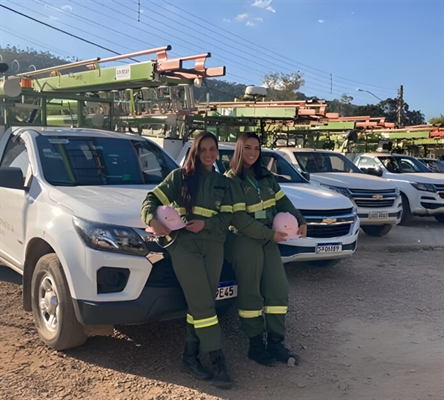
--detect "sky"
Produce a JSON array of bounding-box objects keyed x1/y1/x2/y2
[{"x1": 0, "y1": 0, "x2": 443, "y2": 122}]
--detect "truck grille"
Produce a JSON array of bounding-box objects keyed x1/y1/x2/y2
[
  {"x1": 349, "y1": 188, "x2": 397, "y2": 208},
  {"x1": 298, "y1": 207, "x2": 355, "y2": 239}
]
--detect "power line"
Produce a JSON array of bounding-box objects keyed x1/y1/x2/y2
[
  {"x1": 0, "y1": 4, "x2": 125, "y2": 57},
  {"x1": 158, "y1": 0, "x2": 396, "y2": 95}
]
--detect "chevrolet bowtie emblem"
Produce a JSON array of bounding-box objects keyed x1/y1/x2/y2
[
  {"x1": 373, "y1": 194, "x2": 383, "y2": 200},
  {"x1": 322, "y1": 218, "x2": 337, "y2": 224}
]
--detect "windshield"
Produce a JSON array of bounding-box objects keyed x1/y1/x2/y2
[
  {"x1": 36, "y1": 135, "x2": 178, "y2": 186},
  {"x1": 418, "y1": 158, "x2": 444, "y2": 173},
  {"x1": 218, "y1": 149, "x2": 307, "y2": 183},
  {"x1": 293, "y1": 151, "x2": 362, "y2": 173},
  {"x1": 377, "y1": 155, "x2": 432, "y2": 173}
]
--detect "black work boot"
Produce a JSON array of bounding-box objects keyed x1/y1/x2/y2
[
  {"x1": 266, "y1": 331, "x2": 300, "y2": 365},
  {"x1": 248, "y1": 334, "x2": 276, "y2": 366},
  {"x1": 209, "y1": 349, "x2": 234, "y2": 389},
  {"x1": 182, "y1": 341, "x2": 212, "y2": 380}
]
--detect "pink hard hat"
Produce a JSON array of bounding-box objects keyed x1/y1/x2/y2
[
  {"x1": 272, "y1": 212, "x2": 300, "y2": 239},
  {"x1": 156, "y1": 206, "x2": 186, "y2": 231}
]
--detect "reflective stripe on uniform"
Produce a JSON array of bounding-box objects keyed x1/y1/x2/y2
[
  {"x1": 238, "y1": 309, "x2": 263, "y2": 318},
  {"x1": 193, "y1": 206, "x2": 218, "y2": 218},
  {"x1": 220, "y1": 205, "x2": 233, "y2": 213},
  {"x1": 186, "y1": 313, "x2": 219, "y2": 329},
  {"x1": 264, "y1": 306, "x2": 288, "y2": 315},
  {"x1": 275, "y1": 190, "x2": 285, "y2": 200},
  {"x1": 233, "y1": 202, "x2": 246, "y2": 212},
  {"x1": 152, "y1": 187, "x2": 170, "y2": 205},
  {"x1": 246, "y1": 198, "x2": 276, "y2": 213}
]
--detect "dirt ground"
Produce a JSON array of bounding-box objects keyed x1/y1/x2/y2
[{"x1": 0, "y1": 218, "x2": 443, "y2": 400}]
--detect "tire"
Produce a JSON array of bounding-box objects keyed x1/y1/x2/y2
[
  {"x1": 31, "y1": 253, "x2": 87, "y2": 350},
  {"x1": 361, "y1": 224, "x2": 393, "y2": 237},
  {"x1": 400, "y1": 193, "x2": 413, "y2": 225},
  {"x1": 434, "y1": 215, "x2": 444, "y2": 223}
]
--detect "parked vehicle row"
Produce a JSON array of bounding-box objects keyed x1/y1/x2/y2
[{"x1": 1, "y1": 126, "x2": 441, "y2": 353}]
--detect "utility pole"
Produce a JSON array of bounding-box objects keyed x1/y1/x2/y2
[{"x1": 397, "y1": 85, "x2": 404, "y2": 128}]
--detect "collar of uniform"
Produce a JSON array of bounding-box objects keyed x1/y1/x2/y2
[{"x1": 197, "y1": 163, "x2": 215, "y2": 176}]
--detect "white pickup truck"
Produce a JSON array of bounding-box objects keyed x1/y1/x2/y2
[
  {"x1": 353, "y1": 152, "x2": 444, "y2": 223},
  {"x1": 0, "y1": 126, "x2": 237, "y2": 350},
  {"x1": 174, "y1": 141, "x2": 361, "y2": 265},
  {"x1": 276, "y1": 148, "x2": 402, "y2": 237}
]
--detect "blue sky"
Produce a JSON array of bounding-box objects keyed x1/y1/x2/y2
[{"x1": 0, "y1": 0, "x2": 443, "y2": 121}]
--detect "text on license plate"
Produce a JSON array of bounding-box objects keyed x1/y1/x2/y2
[
  {"x1": 216, "y1": 283, "x2": 238, "y2": 300},
  {"x1": 316, "y1": 243, "x2": 342, "y2": 253},
  {"x1": 369, "y1": 211, "x2": 389, "y2": 219}
]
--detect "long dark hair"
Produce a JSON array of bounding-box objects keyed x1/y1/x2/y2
[
  {"x1": 181, "y1": 131, "x2": 218, "y2": 217},
  {"x1": 230, "y1": 132, "x2": 262, "y2": 179}
]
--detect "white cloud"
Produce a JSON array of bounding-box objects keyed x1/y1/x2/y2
[
  {"x1": 223, "y1": 18, "x2": 231, "y2": 22},
  {"x1": 61, "y1": 5, "x2": 72, "y2": 12},
  {"x1": 236, "y1": 13, "x2": 248, "y2": 21},
  {"x1": 318, "y1": 19, "x2": 325, "y2": 23},
  {"x1": 48, "y1": 15, "x2": 59, "y2": 20},
  {"x1": 265, "y1": 6, "x2": 276, "y2": 13},
  {"x1": 252, "y1": 0, "x2": 272, "y2": 9},
  {"x1": 246, "y1": 17, "x2": 263, "y2": 27}
]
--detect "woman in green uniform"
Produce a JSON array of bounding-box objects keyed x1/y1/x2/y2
[
  {"x1": 225, "y1": 132, "x2": 307, "y2": 367},
  {"x1": 141, "y1": 132, "x2": 233, "y2": 389}
]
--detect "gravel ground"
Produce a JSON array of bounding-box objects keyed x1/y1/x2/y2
[{"x1": 0, "y1": 217, "x2": 443, "y2": 400}]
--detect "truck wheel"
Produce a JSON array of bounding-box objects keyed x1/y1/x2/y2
[
  {"x1": 434, "y1": 215, "x2": 444, "y2": 223},
  {"x1": 361, "y1": 224, "x2": 393, "y2": 237},
  {"x1": 400, "y1": 193, "x2": 412, "y2": 225},
  {"x1": 31, "y1": 253, "x2": 87, "y2": 350}
]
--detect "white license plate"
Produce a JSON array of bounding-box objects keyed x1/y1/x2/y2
[
  {"x1": 369, "y1": 211, "x2": 389, "y2": 219},
  {"x1": 316, "y1": 243, "x2": 342, "y2": 253},
  {"x1": 216, "y1": 284, "x2": 238, "y2": 300}
]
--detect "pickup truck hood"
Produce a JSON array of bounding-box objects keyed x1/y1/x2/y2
[
  {"x1": 49, "y1": 183, "x2": 354, "y2": 227},
  {"x1": 280, "y1": 183, "x2": 353, "y2": 210},
  {"x1": 310, "y1": 172, "x2": 395, "y2": 190},
  {"x1": 384, "y1": 172, "x2": 444, "y2": 184},
  {"x1": 49, "y1": 185, "x2": 155, "y2": 228}
]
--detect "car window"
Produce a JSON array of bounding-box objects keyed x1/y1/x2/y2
[
  {"x1": 378, "y1": 155, "x2": 430, "y2": 173},
  {"x1": 293, "y1": 152, "x2": 362, "y2": 173},
  {"x1": 0, "y1": 135, "x2": 30, "y2": 178},
  {"x1": 35, "y1": 136, "x2": 177, "y2": 186}
]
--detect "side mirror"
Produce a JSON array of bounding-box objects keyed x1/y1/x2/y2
[
  {"x1": 360, "y1": 167, "x2": 383, "y2": 177},
  {"x1": 0, "y1": 167, "x2": 25, "y2": 189},
  {"x1": 301, "y1": 170, "x2": 310, "y2": 181}
]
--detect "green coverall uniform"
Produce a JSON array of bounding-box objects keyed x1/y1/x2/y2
[
  {"x1": 141, "y1": 166, "x2": 233, "y2": 352},
  {"x1": 225, "y1": 166, "x2": 306, "y2": 339}
]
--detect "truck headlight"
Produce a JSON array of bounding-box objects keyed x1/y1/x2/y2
[
  {"x1": 73, "y1": 217, "x2": 148, "y2": 256},
  {"x1": 321, "y1": 184, "x2": 358, "y2": 210},
  {"x1": 410, "y1": 182, "x2": 436, "y2": 193}
]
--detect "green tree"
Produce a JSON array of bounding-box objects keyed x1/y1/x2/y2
[
  {"x1": 429, "y1": 114, "x2": 444, "y2": 127},
  {"x1": 262, "y1": 71, "x2": 305, "y2": 101}
]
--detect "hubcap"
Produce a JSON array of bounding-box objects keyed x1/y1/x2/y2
[{"x1": 39, "y1": 275, "x2": 59, "y2": 332}]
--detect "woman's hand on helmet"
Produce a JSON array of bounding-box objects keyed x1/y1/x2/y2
[
  {"x1": 186, "y1": 219, "x2": 205, "y2": 233},
  {"x1": 146, "y1": 219, "x2": 171, "y2": 237},
  {"x1": 273, "y1": 231, "x2": 288, "y2": 243},
  {"x1": 298, "y1": 224, "x2": 307, "y2": 238}
]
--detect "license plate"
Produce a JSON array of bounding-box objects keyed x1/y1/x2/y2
[
  {"x1": 369, "y1": 211, "x2": 389, "y2": 219},
  {"x1": 216, "y1": 282, "x2": 238, "y2": 300},
  {"x1": 316, "y1": 243, "x2": 342, "y2": 253}
]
